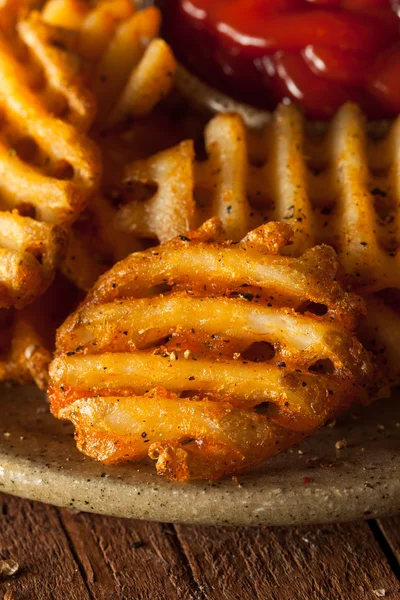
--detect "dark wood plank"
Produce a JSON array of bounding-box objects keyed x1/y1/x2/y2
[
  {"x1": 175, "y1": 521, "x2": 400, "y2": 600},
  {"x1": 2, "y1": 491, "x2": 400, "y2": 600},
  {"x1": 0, "y1": 493, "x2": 90, "y2": 600},
  {"x1": 377, "y1": 516, "x2": 400, "y2": 566},
  {"x1": 58, "y1": 508, "x2": 198, "y2": 600}
]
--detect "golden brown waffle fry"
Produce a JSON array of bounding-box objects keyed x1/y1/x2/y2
[
  {"x1": 0, "y1": 11, "x2": 100, "y2": 307},
  {"x1": 114, "y1": 103, "x2": 400, "y2": 283},
  {"x1": 41, "y1": 0, "x2": 177, "y2": 126},
  {"x1": 248, "y1": 103, "x2": 400, "y2": 386},
  {"x1": 247, "y1": 103, "x2": 400, "y2": 292},
  {"x1": 115, "y1": 140, "x2": 196, "y2": 244},
  {"x1": 114, "y1": 102, "x2": 400, "y2": 386},
  {"x1": 32, "y1": 0, "x2": 177, "y2": 291},
  {"x1": 0, "y1": 273, "x2": 81, "y2": 389},
  {"x1": 49, "y1": 220, "x2": 376, "y2": 481}
]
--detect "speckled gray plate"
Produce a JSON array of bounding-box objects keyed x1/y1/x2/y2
[{"x1": 0, "y1": 383, "x2": 399, "y2": 526}]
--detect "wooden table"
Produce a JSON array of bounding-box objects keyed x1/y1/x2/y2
[{"x1": 1, "y1": 493, "x2": 400, "y2": 600}]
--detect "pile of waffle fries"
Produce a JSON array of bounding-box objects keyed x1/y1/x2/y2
[{"x1": 1, "y1": 0, "x2": 399, "y2": 481}]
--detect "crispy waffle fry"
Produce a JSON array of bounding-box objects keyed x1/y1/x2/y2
[
  {"x1": 114, "y1": 103, "x2": 400, "y2": 281},
  {"x1": 0, "y1": 11, "x2": 100, "y2": 307},
  {"x1": 115, "y1": 140, "x2": 196, "y2": 244},
  {"x1": 41, "y1": 0, "x2": 177, "y2": 126},
  {"x1": 114, "y1": 102, "x2": 400, "y2": 385},
  {"x1": 32, "y1": 0, "x2": 178, "y2": 290},
  {"x1": 248, "y1": 103, "x2": 400, "y2": 386},
  {"x1": 247, "y1": 103, "x2": 400, "y2": 292},
  {"x1": 49, "y1": 220, "x2": 376, "y2": 481}
]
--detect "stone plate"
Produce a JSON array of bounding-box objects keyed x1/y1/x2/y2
[{"x1": 0, "y1": 383, "x2": 399, "y2": 526}]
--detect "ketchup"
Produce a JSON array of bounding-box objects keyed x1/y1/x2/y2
[{"x1": 162, "y1": 0, "x2": 400, "y2": 119}]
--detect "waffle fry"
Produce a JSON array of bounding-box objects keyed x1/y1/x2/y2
[
  {"x1": 115, "y1": 140, "x2": 196, "y2": 244},
  {"x1": 0, "y1": 11, "x2": 100, "y2": 307},
  {"x1": 41, "y1": 0, "x2": 177, "y2": 126},
  {"x1": 33, "y1": 0, "x2": 178, "y2": 290},
  {"x1": 248, "y1": 103, "x2": 400, "y2": 386},
  {"x1": 114, "y1": 103, "x2": 400, "y2": 280},
  {"x1": 247, "y1": 103, "x2": 400, "y2": 293},
  {"x1": 49, "y1": 220, "x2": 376, "y2": 481},
  {"x1": 114, "y1": 102, "x2": 400, "y2": 385}
]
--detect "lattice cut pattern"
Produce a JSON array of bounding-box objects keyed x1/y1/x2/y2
[
  {"x1": 247, "y1": 103, "x2": 400, "y2": 293},
  {"x1": 49, "y1": 220, "x2": 378, "y2": 481},
  {"x1": 248, "y1": 104, "x2": 400, "y2": 386},
  {"x1": 113, "y1": 103, "x2": 400, "y2": 292},
  {"x1": 0, "y1": 10, "x2": 100, "y2": 307}
]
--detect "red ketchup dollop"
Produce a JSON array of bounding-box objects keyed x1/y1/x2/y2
[{"x1": 162, "y1": 0, "x2": 400, "y2": 119}]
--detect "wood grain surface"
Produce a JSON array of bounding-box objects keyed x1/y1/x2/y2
[{"x1": 0, "y1": 493, "x2": 400, "y2": 600}]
